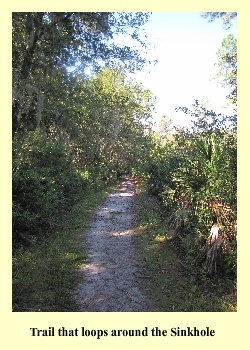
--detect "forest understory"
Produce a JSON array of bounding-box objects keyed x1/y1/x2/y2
[
  {"x1": 12, "y1": 12, "x2": 237, "y2": 313},
  {"x1": 132, "y1": 180, "x2": 237, "y2": 312}
]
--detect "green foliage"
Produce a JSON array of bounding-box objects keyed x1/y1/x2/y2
[
  {"x1": 12, "y1": 12, "x2": 152, "y2": 134},
  {"x1": 133, "y1": 186, "x2": 236, "y2": 311},
  {"x1": 214, "y1": 34, "x2": 237, "y2": 106},
  {"x1": 12, "y1": 131, "x2": 89, "y2": 242},
  {"x1": 12, "y1": 11, "x2": 237, "y2": 308},
  {"x1": 144, "y1": 104, "x2": 237, "y2": 279},
  {"x1": 12, "y1": 11, "x2": 156, "y2": 246},
  {"x1": 201, "y1": 13, "x2": 237, "y2": 107},
  {"x1": 12, "y1": 184, "x2": 115, "y2": 311}
]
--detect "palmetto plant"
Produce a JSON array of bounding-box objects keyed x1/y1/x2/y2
[{"x1": 194, "y1": 134, "x2": 221, "y2": 169}]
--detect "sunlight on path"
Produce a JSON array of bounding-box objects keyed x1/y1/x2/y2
[{"x1": 74, "y1": 178, "x2": 152, "y2": 312}]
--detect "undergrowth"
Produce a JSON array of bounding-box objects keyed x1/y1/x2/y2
[
  {"x1": 132, "y1": 181, "x2": 237, "y2": 312},
  {"x1": 12, "y1": 183, "x2": 117, "y2": 312}
]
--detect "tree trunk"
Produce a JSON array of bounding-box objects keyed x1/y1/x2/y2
[
  {"x1": 21, "y1": 13, "x2": 44, "y2": 80},
  {"x1": 12, "y1": 13, "x2": 45, "y2": 136}
]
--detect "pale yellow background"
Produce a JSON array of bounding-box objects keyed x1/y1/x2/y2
[{"x1": 3, "y1": 1, "x2": 248, "y2": 349}]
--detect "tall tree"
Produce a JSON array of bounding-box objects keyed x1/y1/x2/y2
[
  {"x1": 201, "y1": 12, "x2": 237, "y2": 112},
  {"x1": 74, "y1": 66, "x2": 155, "y2": 173},
  {"x1": 213, "y1": 34, "x2": 237, "y2": 107},
  {"x1": 12, "y1": 12, "x2": 151, "y2": 135},
  {"x1": 156, "y1": 115, "x2": 173, "y2": 142}
]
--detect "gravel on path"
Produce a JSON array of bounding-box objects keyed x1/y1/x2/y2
[{"x1": 74, "y1": 177, "x2": 153, "y2": 312}]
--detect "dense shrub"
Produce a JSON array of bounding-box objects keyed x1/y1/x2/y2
[
  {"x1": 12, "y1": 131, "x2": 90, "y2": 243},
  {"x1": 144, "y1": 119, "x2": 237, "y2": 278}
]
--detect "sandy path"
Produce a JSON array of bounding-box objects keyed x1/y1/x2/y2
[{"x1": 74, "y1": 177, "x2": 152, "y2": 312}]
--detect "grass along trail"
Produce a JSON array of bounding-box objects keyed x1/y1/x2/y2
[
  {"x1": 12, "y1": 177, "x2": 236, "y2": 312},
  {"x1": 132, "y1": 181, "x2": 237, "y2": 312}
]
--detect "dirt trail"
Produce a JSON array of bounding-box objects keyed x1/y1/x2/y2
[{"x1": 74, "y1": 177, "x2": 153, "y2": 312}]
